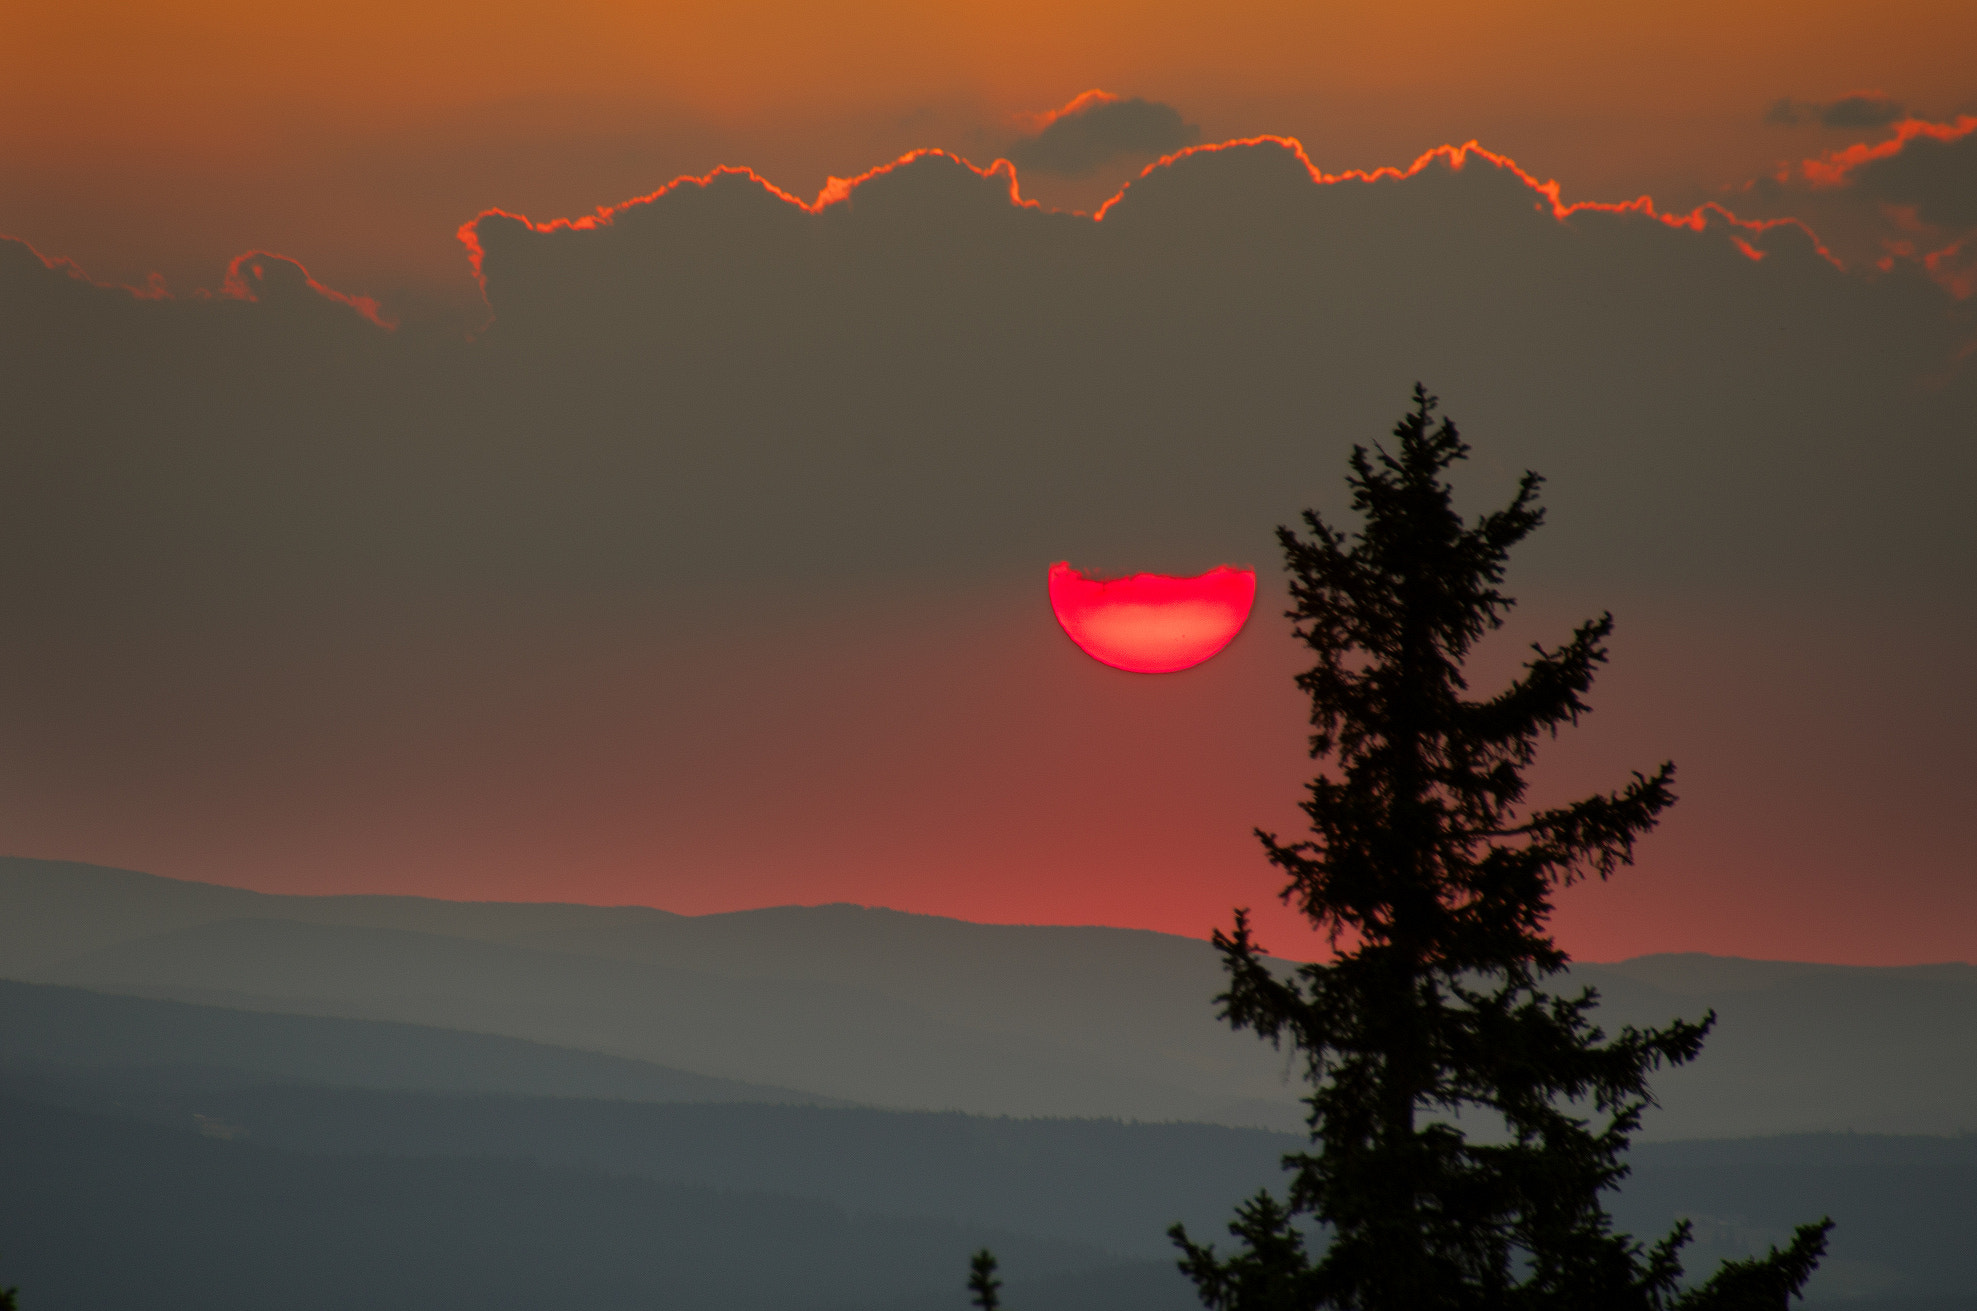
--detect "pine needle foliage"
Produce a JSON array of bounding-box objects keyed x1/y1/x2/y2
[
  {"x1": 969, "y1": 1249, "x2": 1002, "y2": 1311},
  {"x1": 1170, "y1": 386, "x2": 1831, "y2": 1311}
]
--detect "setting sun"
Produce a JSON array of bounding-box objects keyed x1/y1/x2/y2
[{"x1": 1047, "y1": 562, "x2": 1256, "y2": 673}]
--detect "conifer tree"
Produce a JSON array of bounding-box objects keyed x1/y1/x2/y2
[
  {"x1": 968, "y1": 1249, "x2": 1002, "y2": 1311},
  {"x1": 1171, "y1": 386, "x2": 1831, "y2": 1310}
]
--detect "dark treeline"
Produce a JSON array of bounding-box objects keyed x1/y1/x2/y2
[
  {"x1": 3, "y1": 1061, "x2": 1975, "y2": 1307},
  {"x1": 0, "y1": 1093, "x2": 1186, "y2": 1311},
  {"x1": 0, "y1": 1066, "x2": 1287, "y2": 1260}
]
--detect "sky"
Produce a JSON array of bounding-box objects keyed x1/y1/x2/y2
[{"x1": 3, "y1": 0, "x2": 1974, "y2": 964}]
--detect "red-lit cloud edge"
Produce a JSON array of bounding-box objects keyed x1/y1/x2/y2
[
  {"x1": 11, "y1": 114, "x2": 1977, "y2": 318},
  {"x1": 1792, "y1": 113, "x2": 1977, "y2": 298},
  {"x1": 218, "y1": 251, "x2": 395, "y2": 329},
  {"x1": 437, "y1": 117, "x2": 1977, "y2": 310},
  {"x1": 1011, "y1": 88, "x2": 1124, "y2": 135},
  {"x1": 453, "y1": 135, "x2": 1843, "y2": 295},
  {"x1": 1797, "y1": 113, "x2": 1977, "y2": 187},
  {"x1": 4, "y1": 241, "x2": 395, "y2": 329}
]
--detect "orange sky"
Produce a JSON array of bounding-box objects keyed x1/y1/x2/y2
[
  {"x1": 3, "y1": 0, "x2": 1974, "y2": 965},
  {"x1": 6, "y1": 0, "x2": 1974, "y2": 310}
]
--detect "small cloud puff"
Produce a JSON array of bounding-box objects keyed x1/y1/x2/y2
[
  {"x1": 1765, "y1": 93, "x2": 1906, "y2": 129},
  {"x1": 220, "y1": 251, "x2": 394, "y2": 328},
  {"x1": 1823, "y1": 94, "x2": 1909, "y2": 129},
  {"x1": 1006, "y1": 91, "x2": 1201, "y2": 178}
]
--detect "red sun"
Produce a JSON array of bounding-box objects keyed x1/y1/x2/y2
[{"x1": 1047, "y1": 562, "x2": 1257, "y2": 673}]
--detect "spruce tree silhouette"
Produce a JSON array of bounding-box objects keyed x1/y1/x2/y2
[
  {"x1": 1170, "y1": 387, "x2": 1831, "y2": 1311},
  {"x1": 968, "y1": 1249, "x2": 1002, "y2": 1311}
]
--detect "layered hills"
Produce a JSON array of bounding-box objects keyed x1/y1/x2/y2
[
  {"x1": 3, "y1": 856, "x2": 1975, "y2": 1309},
  {"x1": 5, "y1": 856, "x2": 1974, "y2": 1137}
]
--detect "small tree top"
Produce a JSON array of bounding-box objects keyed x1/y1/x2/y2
[{"x1": 968, "y1": 1248, "x2": 1002, "y2": 1311}]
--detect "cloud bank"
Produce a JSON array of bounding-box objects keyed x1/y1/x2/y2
[{"x1": 0, "y1": 137, "x2": 1971, "y2": 961}]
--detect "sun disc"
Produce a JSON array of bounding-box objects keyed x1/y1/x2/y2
[{"x1": 1047, "y1": 562, "x2": 1256, "y2": 673}]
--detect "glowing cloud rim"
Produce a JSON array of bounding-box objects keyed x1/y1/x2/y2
[
  {"x1": 458, "y1": 132, "x2": 1846, "y2": 305},
  {"x1": 24, "y1": 118, "x2": 1964, "y2": 315}
]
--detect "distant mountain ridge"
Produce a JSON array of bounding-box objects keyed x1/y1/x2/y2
[
  {"x1": 4, "y1": 856, "x2": 1973, "y2": 1136},
  {"x1": 0, "y1": 977, "x2": 835, "y2": 1105},
  {"x1": 2, "y1": 856, "x2": 1306, "y2": 1126}
]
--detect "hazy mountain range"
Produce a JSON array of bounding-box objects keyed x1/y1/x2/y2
[
  {"x1": 3, "y1": 855, "x2": 1975, "y2": 1309},
  {"x1": 5, "y1": 856, "x2": 1974, "y2": 1137}
]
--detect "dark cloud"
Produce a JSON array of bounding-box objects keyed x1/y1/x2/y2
[
  {"x1": 1822, "y1": 93, "x2": 1907, "y2": 129},
  {"x1": 1849, "y1": 125, "x2": 1977, "y2": 299},
  {"x1": 1840, "y1": 122, "x2": 1977, "y2": 229},
  {"x1": 5, "y1": 139, "x2": 1972, "y2": 624},
  {"x1": 1757, "y1": 117, "x2": 1977, "y2": 295},
  {"x1": 1764, "y1": 94, "x2": 1905, "y2": 129},
  {"x1": 5, "y1": 141, "x2": 1970, "y2": 612},
  {"x1": 216, "y1": 250, "x2": 395, "y2": 327},
  {"x1": 1006, "y1": 92, "x2": 1201, "y2": 177},
  {"x1": 0, "y1": 141, "x2": 1972, "y2": 958}
]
